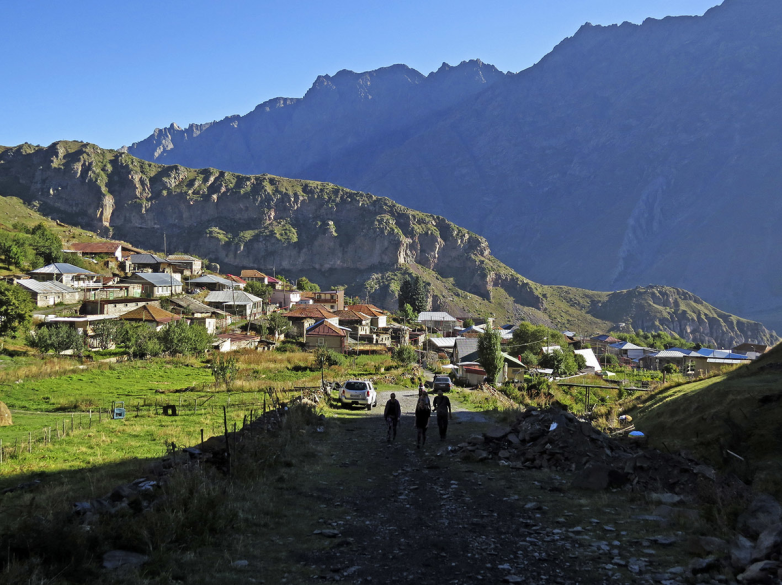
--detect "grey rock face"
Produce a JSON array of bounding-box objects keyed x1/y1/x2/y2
[{"x1": 738, "y1": 494, "x2": 782, "y2": 539}]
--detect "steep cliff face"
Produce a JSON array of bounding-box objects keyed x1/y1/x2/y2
[
  {"x1": 121, "y1": 0, "x2": 782, "y2": 333},
  {"x1": 0, "y1": 141, "x2": 776, "y2": 347}
]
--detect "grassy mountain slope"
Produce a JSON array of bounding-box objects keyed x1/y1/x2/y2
[
  {"x1": 0, "y1": 140, "x2": 776, "y2": 346},
  {"x1": 630, "y1": 344, "x2": 782, "y2": 497}
]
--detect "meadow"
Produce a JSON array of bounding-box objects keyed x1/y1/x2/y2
[{"x1": 0, "y1": 350, "x2": 399, "y2": 484}]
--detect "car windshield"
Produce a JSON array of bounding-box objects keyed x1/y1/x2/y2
[
  {"x1": 434, "y1": 377, "x2": 450, "y2": 383},
  {"x1": 345, "y1": 382, "x2": 367, "y2": 391}
]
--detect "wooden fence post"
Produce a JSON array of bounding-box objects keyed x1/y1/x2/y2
[
  {"x1": 200, "y1": 428, "x2": 204, "y2": 444},
  {"x1": 71, "y1": 414, "x2": 74, "y2": 433},
  {"x1": 89, "y1": 409, "x2": 92, "y2": 429},
  {"x1": 223, "y1": 406, "x2": 231, "y2": 475},
  {"x1": 28, "y1": 432, "x2": 32, "y2": 453}
]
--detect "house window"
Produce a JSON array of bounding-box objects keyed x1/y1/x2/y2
[{"x1": 317, "y1": 338, "x2": 325, "y2": 346}]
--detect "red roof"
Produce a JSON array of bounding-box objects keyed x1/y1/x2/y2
[
  {"x1": 286, "y1": 306, "x2": 337, "y2": 320},
  {"x1": 226, "y1": 274, "x2": 247, "y2": 284},
  {"x1": 67, "y1": 242, "x2": 120, "y2": 254},
  {"x1": 306, "y1": 320, "x2": 346, "y2": 337},
  {"x1": 215, "y1": 333, "x2": 260, "y2": 342},
  {"x1": 349, "y1": 304, "x2": 386, "y2": 317},
  {"x1": 335, "y1": 309, "x2": 371, "y2": 322},
  {"x1": 118, "y1": 305, "x2": 181, "y2": 324},
  {"x1": 463, "y1": 366, "x2": 486, "y2": 375}
]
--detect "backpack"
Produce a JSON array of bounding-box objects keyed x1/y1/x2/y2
[{"x1": 417, "y1": 395, "x2": 431, "y2": 414}]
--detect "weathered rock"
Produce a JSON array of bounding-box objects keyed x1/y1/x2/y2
[
  {"x1": 738, "y1": 494, "x2": 782, "y2": 539},
  {"x1": 649, "y1": 493, "x2": 683, "y2": 505},
  {"x1": 484, "y1": 427, "x2": 511, "y2": 441},
  {"x1": 498, "y1": 450, "x2": 511, "y2": 459},
  {"x1": 737, "y1": 560, "x2": 779, "y2": 584},
  {"x1": 687, "y1": 536, "x2": 729, "y2": 556},
  {"x1": 688, "y1": 556, "x2": 718, "y2": 574},
  {"x1": 752, "y1": 524, "x2": 782, "y2": 562},
  {"x1": 103, "y1": 550, "x2": 149, "y2": 570},
  {"x1": 231, "y1": 560, "x2": 249, "y2": 568},
  {"x1": 731, "y1": 535, "x2": 755, "y2": 571},
  {"x1": 653, "y1": 505, "x2": 699, "y2": 523}
]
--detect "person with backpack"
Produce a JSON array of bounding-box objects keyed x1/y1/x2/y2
[
  {"x1": 433, "y1": 389, "x2": 452, "y2": 440},
  {"x1": 414, "y1": 386, "x2": 432, "y2": 449},
  {"x1": 384, "y1": 392, "x2": 402, "y2": 443}
]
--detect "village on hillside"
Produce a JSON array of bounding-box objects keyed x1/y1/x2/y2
[{"x1": 4, "y1": 237, "x2": 768, "y2": 386}]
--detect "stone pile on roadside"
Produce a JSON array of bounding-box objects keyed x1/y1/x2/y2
[{"x1": 457, "y1": 406, "x2": 719, "y2": 496}]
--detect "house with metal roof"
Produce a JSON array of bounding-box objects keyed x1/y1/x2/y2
[
  {"x1": 639, "y1": 350, "x2": 708, "y2": 374},
  {"x1": 28, "y1": 263, "x2": 100, "y2": 289},
  {"x1": 453, "y1": 338, "x2": 480, "y2": 365},
  {"x1": 121, "y1": 273, "x2": 183, "y2": 297},
  {"x1": 609, "y1": 341, "x2": 656, "y2": 360},
  {"x1": 187, "y1": 274, "x2": 237, "y2": 291},
  {"x1": 418, "y1": 311, "x2": 458, "y2": 333},
  {"x1": 732, "y1": 343, "x2": 770, "y2": 360},
  {"x1": 15, "y1": 279, "x2": 81, "y2": 306},
  {"x1": 126, "y1": 253, "x2": 170, "y2": 273},
  {"x1": 203, "y1": 290, "x2": 263, "y2": 320},
  {"x1": 166, "y1": 255, "x2": 203, "y2": 276}
]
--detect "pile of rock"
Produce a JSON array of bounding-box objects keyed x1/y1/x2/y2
[{"x1": 458, "y1": 406, "x2": 721, "y2": 496}]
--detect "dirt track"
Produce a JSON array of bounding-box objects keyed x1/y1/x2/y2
[{"x1": 278, "y1": 392, "x2": 697, "y2": 584}]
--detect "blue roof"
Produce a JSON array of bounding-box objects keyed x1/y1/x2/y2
[
  {"x1": 129, "y1": 273, "x2": 182, "y2": 286},
  {"x1": 668, "y1": 347, "x2": 696, "y2": 355},
  {"x1": 30, "y1": 263, "x2": 96, "y2": 275}
]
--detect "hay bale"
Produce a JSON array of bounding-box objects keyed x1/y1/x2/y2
[{"x1": 0, "y1": 401, "x2": 11, "y2": 426}]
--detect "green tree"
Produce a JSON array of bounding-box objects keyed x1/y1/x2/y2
[
  {"x1": 92, "y1": 319, "x2": 120, "y2": 350},
  {"x1": 28, "y1": 324, "x2": 84, "y2": 355},
  {"x1": 313, "y1": 346, "x2": 343, "y2": 386},
  {"x1": 574, "y1": 352, "x2": 587, "y2": 371},
  {"x1": 392, "y1": 344, "x2": 417, "y2": 367},
  {"x1": 463, "y1": 318, "x2": 475, "y2": 328},
  {"x1": 159, "y1": 319, "x2": 213, "y2": 356},
  {"x1": 211, "y1": 354, "x2": 239, "y2": 390},
  {"x1": 478, "y1": 327, "x2": 504, "y2": 385},
  {"x1": 116, "y1": 322, "x2": 162, "y2": 358},
  {"x1": 398, "y1": 275, "x2": 429, "y2": 314},
  {"x1": 296, "y1": 277, "x2": 321, "y2": 292},
  {"x1": 0, "y1": 234, "x2": 28, "y2": 269},
  {"x1": 0, "y1": 282, "x2": 34, "y2": 336},
  {"x1": 29, "y1": 223, "x2": 63, "y2": 265},
  {"x1": 399, "y1": 303, "x2": 417, "y2": 324},
  {"x1": 511, "y1": 322, "x2": 565, "y2": 355},
  {"x1": 519, "y1": 350, "x2": 539, "y2": 367},
  {"x1": 661, "y1": 363, "x2": 679, "y2": 375},
  {"x1": 265, "y1": 312, "x2": 290, "y2": 339},
  {"x1": 539, "y1": 349, "x2": 578, "y2": 377},
  {"x1": 245, "y1": 281, "x2": 273, "y2": 302}
]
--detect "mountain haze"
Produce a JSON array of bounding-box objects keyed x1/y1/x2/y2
[
  {"x1": 0, "y1": 141, "x2": 776, "y2": 347},
  {"x1": 123, "y1": 0, "x2": 782, "y2": 331}
]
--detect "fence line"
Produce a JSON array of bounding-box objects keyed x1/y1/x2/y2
[{"x1": 0, "y1": 386, "x2": 310, "y2": 466}]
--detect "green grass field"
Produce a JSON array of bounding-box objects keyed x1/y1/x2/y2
[{"x1": 0, "y1": 350, "x2": 401, "y2": 485}]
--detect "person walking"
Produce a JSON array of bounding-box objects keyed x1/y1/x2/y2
[
  {"x1": 384, "y1": 392, "x2": 402, "y2": 443},
  {"x1": 414, "y1": 386, "x2": 431, "y2": 449},
  {"x1": 433, "y1": 389, "x2": 452, "y2": 440}
]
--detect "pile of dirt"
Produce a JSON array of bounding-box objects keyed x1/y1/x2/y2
[
  {"x1": 457, "y1": 406, "x2": 746, "y2": 499},
  {"x1": 0, "y1": 401, "x2": 11, "y2": 426}
]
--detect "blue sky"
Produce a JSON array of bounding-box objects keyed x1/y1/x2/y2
[{"x1": 0, "y1": 0, "x2": 720, "y2": 149}]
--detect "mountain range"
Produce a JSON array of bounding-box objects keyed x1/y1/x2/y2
[
  {"x1": 0, "y1": 140, "x2": 776, "y2": 348},
  {"x1": 122, "y1": 0, "x2": 782, "y2": 332}
]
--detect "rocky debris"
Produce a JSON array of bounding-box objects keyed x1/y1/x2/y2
[
  {"x1": 462, "y1": 406, "x2": 728, "y2": 497},
  {"x1": 102, "y1": 550, "x2": 149, "y2": 570},
  {"x1": 737, "y1": 493, "x2": 782, "y2": 538},
  {"x1": 72, "y1": 477, "x2": 161, "y2": 523},
  {"x1": 751, "y1": 524, "x2": 782, "y2": 562},
  {"x1": 738, "y1": 560, "x2": 780, "y2": 584},
  {"x1": 1, "y1": 478, "x2": 41, "y2": 494}
]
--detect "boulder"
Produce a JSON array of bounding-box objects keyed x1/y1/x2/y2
[
  {"x1": 737, "y1": 494, "x2": 782, "y2": 538},
  {"x1": 0, "y1": 401, "x2": 11, "y2": 426},
  {"x1": 688, "y1": 556, "x2": 718, "y2": 575},
  {"x1": 483, "y1": 427, "x2": 511, "y2": 441},
  {"x1": 738, "y1": 560, "x2": 780, "y2": 584},
  {"x1": 752, "y1": 524, "x2": 782, "y2": 562},
  {"x1": 731, "y1": 535, "x2": 755, "y2": 571},
  {"x1": 103, "y1": 550, "x2": 149, "y2": 570}
]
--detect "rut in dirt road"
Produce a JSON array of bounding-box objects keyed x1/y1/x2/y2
[{"x1": 304, "y1": 392, "x2": 609, "y2": 584}]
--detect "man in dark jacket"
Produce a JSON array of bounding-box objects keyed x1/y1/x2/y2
[
  {"x1": 433, "y1": 390, "x2": 452, "y2": 440},
  {"x1": 384, "y1": 392, "x2": 402, "y2": 442}
]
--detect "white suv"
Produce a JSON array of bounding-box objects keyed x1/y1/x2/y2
[{"x1": 339, "y1": 380, "x2": 377, "y2": 410}]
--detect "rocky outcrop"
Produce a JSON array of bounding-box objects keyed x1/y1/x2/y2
[{"x1": 0, "y1": 141, "x2": 777, "y2": 347}]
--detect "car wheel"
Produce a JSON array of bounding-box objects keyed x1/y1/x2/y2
[{"x1": 366, "y1": 404, "x2": 371, "y2": 411}]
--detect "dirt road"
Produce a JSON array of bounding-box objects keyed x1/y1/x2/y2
[{"x1": 265, "y1": 391, "x2": 697, "y2": 584}]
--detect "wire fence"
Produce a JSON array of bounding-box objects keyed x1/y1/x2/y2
[{"x1": 0, "y1": 386, "x2": 326, "y2": 466}]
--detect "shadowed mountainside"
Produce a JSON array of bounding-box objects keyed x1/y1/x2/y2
[{"x1": 122, "y1": 0, "x2": 782, "y2": 332}]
